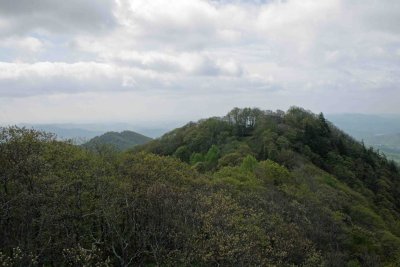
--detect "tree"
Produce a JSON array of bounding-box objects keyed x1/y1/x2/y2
[
  {"x1": 173, "y1": 145, "x2": 191, "y2": 163},
  {"x1": 240, "y1": 155, "x2": 258, "y2": 172},
  {"x1": 205, "y1": 145, "x2": 220, "y2": 169}
]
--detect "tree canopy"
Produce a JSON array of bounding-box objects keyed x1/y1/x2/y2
[{"x1": 1, "y1": 107, "x2": 400, "y2": 266}]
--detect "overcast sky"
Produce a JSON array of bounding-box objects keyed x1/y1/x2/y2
[{"x1": 0, "y1": 0, "x2": 399, "y2": 124}]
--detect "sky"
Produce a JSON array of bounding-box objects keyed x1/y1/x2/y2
[{"x1": 0, "y1": 0, "x2": 399, "y2": 125}]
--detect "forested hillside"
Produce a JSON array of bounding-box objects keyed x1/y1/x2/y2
[
  {"x1": 82, "y1": 130, "x2": 152, "y2": 151},
  {"x1": 1, "y1": 107, "x2": 400, "y2": 266}
]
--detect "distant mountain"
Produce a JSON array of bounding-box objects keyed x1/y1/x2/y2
[
  {"x1": 82, "y1": 130, "x2": 152, "y2": 151},
  {"x1": 367, "y1": 133, "x2": 400, "y2": 150},
  {"x1": 327, "y1": 113, "x2": 400, "y2": 163},
  {"x1": 326, "y1": 114, "x2": 400, "y2": 138},
  {"x1": 15, "y1": 123, "x2": 177, "y2": 140},
  {"x1": 18, "y1": 124, "x2": 103, "y2": 144},
  {"x1": 361, "y1": 133, "x2": 400, "y2": 163}
]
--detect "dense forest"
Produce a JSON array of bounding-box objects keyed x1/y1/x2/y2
[
  {"x1": 1, "y1": 107, "x2": 400, "y2": 266},
  {"x1": 82, "y1": 130, "x2": 152, "y2": 151}
]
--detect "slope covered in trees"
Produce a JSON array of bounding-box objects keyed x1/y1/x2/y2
[
  {"x1": 1, "y1": 107, "x2": 400, "y2": 266},
  {"x1": 82, "y1": 130, "x2": 152, "y2": 151}
]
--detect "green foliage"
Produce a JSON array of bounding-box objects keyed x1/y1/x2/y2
[
  {"x1": 173, "y1": 145, "x2": 191, "y2": 163},
  {"x1": 204, "y1": 144, "x2": 220, "y2": 169},
  {"x1": 190, "y1": 152, "x2": 204, "y2": 164},
  {"x1": 240, "y1": 155, "x2": 258, "y2": 172},
  {"x1": 349, "y1": 205, "x2": 385, "y2": 230},
  {"x1": 2, "y1": 106, "x2": 400, "y2": 266},
  {"x1": 213, "y1": 166, "x2": 261, "y2": 189},
  {"x1": 217, "y1": 152, "x2": 243, "y2": 168},
  {"x1": 256, "y1": 159, "x2": 291, "y2": 185},
  {"x1": 193, "y1": 192, "x2": 268, "y2": 266}
]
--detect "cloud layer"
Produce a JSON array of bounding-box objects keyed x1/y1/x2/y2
[{"x1": 0, "y1": 0, "x2": 399, "y2": 123}]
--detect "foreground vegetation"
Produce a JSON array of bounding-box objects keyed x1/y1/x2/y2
[{"x1": 1, "y1": 107, "x2": 400, "y2": 266}]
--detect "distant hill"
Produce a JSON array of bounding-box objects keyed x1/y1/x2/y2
[
  {"x1": 366, "y1": 133, "x2": 400, "y2": 150},
  {"x1": 363, "y1": 133, "x2": 400, "y2": 163},
  {"x1": 18, "y1": 124, "x2": 103, "y2": 144},
  {"x1": 326, "y1": 114, "x2": 400, "y2": 138},
  {"x1": 327, "y1": 114, "x2": 400, "y2": 163},
  {"x1": 82, "y1": 130, "x2": 152, "y2": 151},
  {"x1": 15, "y1": 123, "x2": 176, "y2": 140}
]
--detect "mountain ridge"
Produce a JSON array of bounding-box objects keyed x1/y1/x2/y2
[{"x1": 82, "y1": 130, "x2": 152, "y2": 151}]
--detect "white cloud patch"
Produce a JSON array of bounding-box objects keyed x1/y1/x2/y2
[
  {"x1": 0, "y1": 61, "x2": 252, "y2": 98},
  {"x1": 1, "y1": 36, "x2": 44, "y2": 53},
  {"x1": 0, "y1": 61, "x2": 176, "y2": 97},
  {"x1": 97, "y1": 50, "x2": 243, "y2": 76}
]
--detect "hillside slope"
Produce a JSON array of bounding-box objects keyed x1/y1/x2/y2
[
  {"x1": 1, "y1": 108, "x2": 400, "y2": 266},
  {"x1": 82, "y1": 130, "x2": 152, "y2": 151},
  {"x1": 135, "y1": 107, "x2": 400, "y2": 265}
]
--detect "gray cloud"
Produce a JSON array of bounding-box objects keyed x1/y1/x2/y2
[
  {"x1": 97, "y1": 51, "x2": 243, "y2": 76},
  {"x1": 0, "y1": 0, "x2": 400, "y2": 123},
  {"x1": 0, "y1": 0, "x2": 116, "y2": 36},
  {"x1": 0, "y1": 61, "x2": 246, "y2": 97}
]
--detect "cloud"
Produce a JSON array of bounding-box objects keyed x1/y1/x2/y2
[
  {"x1": 0, "y1": 0, "x2": 400, "y2": 123},
  {"x1": 0, "y1": 62, "x2": 141, "y2": 97},
  {"x1": 0, "y1": 61, "x2": 250, "y2": 97},
  {"x1": 0, "y1": 36, "x2": 44, "y2": 53},
  {"x1": 115, "y1": 0, "x2": 218, "y2": 49},
  {"x1": 96, "y1": 50, "x2": 243, "y2": 76},
  {"x1": 0, "y1": 0, "x2": 116, "y2": 36}
]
